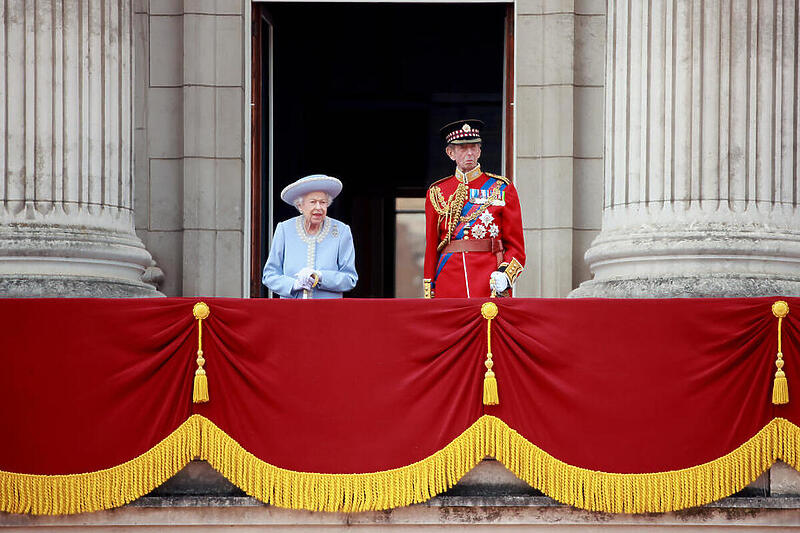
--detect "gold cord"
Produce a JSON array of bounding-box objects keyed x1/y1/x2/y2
[
  {"x1": 772, "y1": 301, "x2": 790, "y2": 405},
  {"x1": 193, "y1": 302, "x2": 211, "y2": 403},
  {"x1": 430, "y1": 183, "x2": 502, "y2": 252},
  {"x1": 481, "y1": 302, "x2": 499, "y2": 405}
]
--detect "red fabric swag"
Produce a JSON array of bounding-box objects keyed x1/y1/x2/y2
[{"x1": 1, "y1": 296, "x2": 796, "y2": 478}]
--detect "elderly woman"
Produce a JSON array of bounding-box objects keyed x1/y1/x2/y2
[{"x1": 262, "y1": 174, "x2": 358, "y2": 298}]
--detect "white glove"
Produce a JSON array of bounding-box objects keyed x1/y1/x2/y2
[
  {"x1": 292, "y1": 277, "x2": 312, "y2": 291},
  {"x1": 294, "y1": 267, "x2": 315, "y2": 291},
  {"x1": 296, "y1": 267, "x2": 314, "y2": 281},
  {"x1": 490, "y1": 271, "x2": 510, "y2": 293}
]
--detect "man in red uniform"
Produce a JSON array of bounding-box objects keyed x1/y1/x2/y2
[{"x1": 423, "y1": 119, "x2": 525, "y2": 298}]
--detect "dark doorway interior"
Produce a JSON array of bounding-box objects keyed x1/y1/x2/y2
[{"x1": 256, "y1": 2, "x2": 507, "y2": 297}]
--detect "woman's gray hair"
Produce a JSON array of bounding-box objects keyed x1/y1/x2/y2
[{"x1": 294, "y1": 192, "x2": 334, "y2": 213}]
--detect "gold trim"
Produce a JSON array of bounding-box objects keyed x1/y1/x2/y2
[
  {"x1": 773, "y1": 300, "x2": 790, "y2": 404},
  {"x1": 201, "y1": 415, "x2": 800, "y2": 514},
  {"x1": 429, "y1": 182, "x2": 501, "y2": 253},
  {"x1": 193, "y1": 302, "x2": 210, "y2": 403},
  {"x1": 192, "y1": 302, "x2": 210, "y2": 320},
  {"x1": 481, "y1": 303, "x2": 499, "y2": 405},
  {"x1": 429, "y1": 182, "x2": 470, "y2": 252},
  {"x1": 199, "y1": 415, "x2": 485, "y2": 512},
  {"x1": 455, "y1": 165, "x2": 483, "y2": 183},
  {"x1": 3, "y1": 415, "x2": 800, "y2": 515},
  {"x1": 423, "y1": 278, "x2": 433, "y2": 299},
  {"x1": 0, "y1": 416, "x2": 202, "y2": 515},
  {"x1": 493, "y1": 416, "x2": 792, "y2": 514},
  {"x1": 503, "y1": 258, "x2": 524, "y2": 284},
  {"x1": 486, "y1": 172, "x2": 510, "y2": 185}
]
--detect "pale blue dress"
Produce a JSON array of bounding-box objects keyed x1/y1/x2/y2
[{"x1": 262, "y1": 216, "x2": 358, "y2": 299}]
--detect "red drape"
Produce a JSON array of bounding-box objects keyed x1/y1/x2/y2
[{"x1": 1, "y1": 297, "x2": 798, "y2": 513}]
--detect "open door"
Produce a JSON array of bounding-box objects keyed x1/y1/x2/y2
[
  {"x1": 251, "y1": 2, "x2": 513, "y2": 298},
  {"x1": 503, "y1": 3, "x2": 515, "y2": 179},
  {"x1": 250, "y1": 6, "x2": 273, "y2": 298}
]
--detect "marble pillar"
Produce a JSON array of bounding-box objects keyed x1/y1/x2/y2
[
  {"x1": 573, "y1": 0, "x2": 800, "y2": 297},
  {"x1": 0, "y1": 0, "x2": 161, "y2": 297}
]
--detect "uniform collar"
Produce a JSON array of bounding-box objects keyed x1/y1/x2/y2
[{"x1": 455, "y1": 165, "x2": 482, "y2": 183}]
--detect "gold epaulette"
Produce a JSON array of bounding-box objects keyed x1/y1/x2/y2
[
  {"x1": 428, "y1": 175, "x2": 454, "y2": 190},
  {"x1": 486, "y1": 172, "x2": 510, "y2": 185}
]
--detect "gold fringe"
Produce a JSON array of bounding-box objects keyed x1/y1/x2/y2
[
  {"x1": 198, "y1": 415, "x2": 487, "y2": 512},
  {"x1": 196, "y1": 416, "x2": 800, "y2": 514},
  {"x1": 491, "y1": 417, "x2": 788, "y2": 514},
  {"x1": 4, "y1": 416, "x2": 800, "y2": 515},
  {"x1": 0, "y1": 416, "x2": 202, "y2": 515}
]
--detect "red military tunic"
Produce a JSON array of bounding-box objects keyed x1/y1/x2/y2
[{"x1": 424, "y1": 165, "x2": 525, "y2": 298}]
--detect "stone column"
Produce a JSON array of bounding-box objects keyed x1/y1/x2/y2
[
  {"x1": 0, "y1": 0, "x2": 161, "y2": 297},
  {"x1": 572, "y1": 0, "x2": 800, "y2": 297}
]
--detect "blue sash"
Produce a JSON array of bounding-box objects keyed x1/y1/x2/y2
[{"x1": 434, "y1": 178, "x2": 500, "y2": 281}]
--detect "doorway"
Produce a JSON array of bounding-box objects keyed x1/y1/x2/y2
[{"x1": 252, "y1": 2, "x2": 511, "y2": 297}]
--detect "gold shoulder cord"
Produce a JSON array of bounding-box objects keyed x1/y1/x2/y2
[
  {"x1": 486, "y1": 172, "x2": 510, "y2": 185},
  {"x1": 430, "y1": 181, "x2": 469, "y2": 252},
  {"x1": 429, "y1": 181, "x2": 502, "y2": 252}
]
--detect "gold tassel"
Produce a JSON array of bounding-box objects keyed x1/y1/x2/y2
[
  {"x1": 481, "y1": 302, "x2": 499, "y2": 405},
  {"x1": 773, "y1": 370, "x2": 788, "y2": 405},
  {"x1": 193, "y1": 302, "x2": 211, "y2": 403},
  {"x1": 772, "y1": 301, "x2": 790, "y2": 405},
  {"x1": 483, "y1": 370, "x2": 499, "y2": 405},
  {"x1": 194, "y1": 368, "x2": 209, "y2": 403}
]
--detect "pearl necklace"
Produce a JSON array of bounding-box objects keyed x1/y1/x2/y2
[{"x1": 295, "y1": 216, "x2": 332, "y2": 268}]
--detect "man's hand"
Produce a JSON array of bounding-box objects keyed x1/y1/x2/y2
[{"x1": 489, "y1": 271, "x2": 510, "y2": 293}]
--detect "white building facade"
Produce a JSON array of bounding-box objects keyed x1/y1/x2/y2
[
  {"x1": 7, "y1": 1, "x2": 798, "y2": 301},
  {"x1": 3, "y1": 0, "x2": 800, "y2": 529}
]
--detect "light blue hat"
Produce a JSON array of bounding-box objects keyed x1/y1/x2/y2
[{"x1": 280, "y1": 174, "x2": 343, "y2": 206}]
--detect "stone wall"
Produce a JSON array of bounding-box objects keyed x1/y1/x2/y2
[
  {"x1": 131, "y1": 0, "x2": 607, "y2": 299},
  {"x1": 514, "y1": 0, "x2": 606, "y2": 298},
  {"x1": 134, "y1": 0, "x2": 247, "y2": 297},
  {"x1": 7, "y1": 498, "x2": 800, "y2": 531}
]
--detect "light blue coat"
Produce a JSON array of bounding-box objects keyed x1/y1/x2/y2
[{"x1": 262, "y1": 216, "x2": 358, "y2": 299}]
